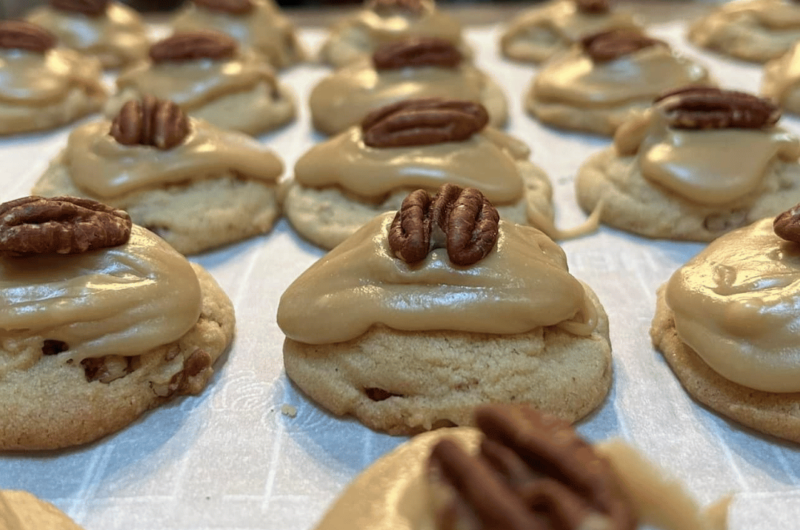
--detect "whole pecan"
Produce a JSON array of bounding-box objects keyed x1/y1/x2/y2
[
  {"x1": 110, "y1": 96, "x2": 190, "y2": 150},
  {"x1": 368, "y1": 0, "x2": 425, "y2": 15},
  {"x1": 388, "y1": 184, "x2": 499, "y2": 266},
  {"x1": 50, "y1": 0, "x2": 109, "y2": 16},
  {"x1": 428, "y1": 405, "x2": 637, "y2": 530},
  {"x1": 0, "y1": 21, "x2": 57, "y2": 53},
  {"x1": 373, "y1": 38, "x2": 462, "y2": 70},
  {"x1": 0, "y1": 197, "x2": 132, "y2": 258},
  {"x1": 774, "y1": 204, "x2": 800, "y2": 243},
  {"x1": 654, "y1": 86, "x2": 781, "y2": 130},
  {"x1": 362, "y1": 98, "x2": 489, "y2": 148},
  {"x1": 581, "y1": 29, "x2": 665, "y2": 62},
  {"x1": 149, "y1": 31, "x2": 237, "y2": 63},
  {"x1": 575, "y1": 0, "x2": 609, "y2": 14},
  {"x1": 192, "y1": 0, "x2": 254, "y2": 14}
]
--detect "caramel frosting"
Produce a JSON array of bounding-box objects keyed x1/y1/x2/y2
[
  {"x1": 277, "y1": 214, "x2": 597, "y2": 344},
  {"x1": 0, "y1": 225, "x2": 201, "y2": 366},
  {"x1": 26, "y1": 2, "x2": 149, "y2": 67},
  {"x1": 114, "y1": 50, "x2": 278, "y2": 111},
  {"x1": 64, "y1": 118, "x2": 283, "y2": 199},
  {"x1": 666, "y1": 218, "x2": 800, "y2": 393},
  {"x1": 293, "y1": 127, "x2": 528, "y2": 204},
  {"x1": 0, "y1": 48, "x2": 104, "y2": 105},
  {"x1": 532, "y1": 44, "x2": 710, "y2": 108},
  {"x1": 614, "y1": 110, "x2": 800, "y2": 206},
  {"x1": 704, "y1": 0, "x2": 800, "y2": 30},
  {"x1": 762, "y1": 42, "x2": 800, "y2": 105}
]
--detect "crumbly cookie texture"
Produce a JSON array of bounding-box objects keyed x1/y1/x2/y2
[
  {"x1": 651, "y1": 286, "x2": 800, "y2": 443},
  {"x1": 284, "y1": 283, "x2": 611, "y2": 435},
  {"x1": 0, "y1": 264, "x2": 234, "y2": 450},
  {"x1": 0, "y1": 490, "x2": 85, "y2": 529}
]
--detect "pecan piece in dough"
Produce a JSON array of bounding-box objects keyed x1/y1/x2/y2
[
  {"x1": 149, "y1": 31, "x2": 238, "y2": 63},
  {"x1": 110, "y1": 96, "x2": 191, "y2": 150},
  {"x1": 654, "y1": 87, "x2": 781, "y2": 130},
  {"x1": 50, "y1": 0, "x2": 109, "y2": 16},
  {"x1": 774, "y1": 204, "x2": 800, "y2": 243},
  {"x1": 0, "y1": 197, "x2": 132, "y2": 258},
  {"x1": 581, "y1": 29, "x2": 665, "y2": 63},
  {"x1": 428, "y1": 405, "x2": 637, "y2": 530},
  {"x1": 0, "y1": 21, "x2": 57, "y2": 53},
  {"x1": 362, "y1": 98, "x2": 489, "y2": 148},
  {"x1": 192, "y1": 0, "x2": 254, "y2": 14},
  {"x1": 575, "y1": 0, "x2": 609, "y2": 14},
  {"x1": 373, "y1": 38, "x2": 462, "y2": 70}
]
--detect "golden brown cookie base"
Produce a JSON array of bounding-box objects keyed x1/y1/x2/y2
[
  {"x1": 284, "y1": 283, "x2": 611, "y2": 435},
  {"x1": 0, "y1": 87, "x2": 106, "y2": 137},
  {"x1": 0, "y1": 265, "x2": 235, "y2": 451},
  {"x1": 525, "y1": 88, "x2": 647, "y2": 136},
  {"x1": 651, "y1": 286, "x2": 800, "y2": 443}
]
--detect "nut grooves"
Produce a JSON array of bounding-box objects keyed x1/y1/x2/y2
[
  {"x1": 575, "y1": 0, "x2": 609, "y2": 14},
  {"x1": 110, "y1": 96, "x2": 191, "y2": 150},
  {"x1": 50, "y1": 0, "x2": 109, "y2": 16},
  {"x1": 774, "y1": 204, "x2": 800, "y2": 243},
  {"x1": 581, "y1": 29, "x2": 665, "y2": 63},
  {"x1": 149, "y1": 31, "x2": 238, "y2": 63},
  {"x1": 0, "y1": 21, "x2": 57, "y2": 53},
  {"x1": 655, "y1": 87, "x2": 781, "y2": 130},
  {"x1": 372, "y1": 38, "x2": 462, "y2": 70}
]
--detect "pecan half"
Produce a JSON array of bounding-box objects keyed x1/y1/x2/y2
[
  {"x1": 575, "y1": 0, "x2": 609, "y2": 14},
  {"x1": 362, "y1": 99, "x2": 489, "y2": 148},
  {"x1": 368, "y1": 0, "x2": 425, "y2": 15},
  {"x1": 388, "y1": 184, "x2": 499, "y2": 266},
  {"x1": 0, "y1": 21, "x2": 57, "y2": 53},
  {"x1": 50, "y1": 0, "x2": 109, "y2": 16},
  {"x1": 581, "y1": 29, "x2": 666, "y2": 62},
  {"x1": 428, "y1": 405, "x2": 637, "y2": 530},
  {"x1": 774, "y1": 204, "x2": 800, "y2": 243},
  {"x1": 0, "y1": 197, "x2": 132, "y2": 258},
  {"x1": 110, "y1": 96, "x2": 190, "y2": 150},
  {"x1": 654, "y1": 86, "x2": 781, "y2": 130},
  {"x1": 149, "y1": 31, "x2": 237, "y2": 63},
  {"x1": 373, "y1": 38, "x2": 462, "y2": 70},
  {"x1": 192, "y1": 0, "x2": 254, "y2": 14}
]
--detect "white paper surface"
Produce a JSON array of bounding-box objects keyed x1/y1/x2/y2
[{"x1": 0, "y1": 23, "x2": 799, "y2": 530}]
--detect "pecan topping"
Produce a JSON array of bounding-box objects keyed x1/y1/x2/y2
[
  {"x1": 362, "y1": 98, "x2": 489, "y2": 148},
  {"x1": 50, "y1": 0, "x2": 109, "y2": 16},
  {"x1": 110, "y1": 96, "x2": 190, "y2": 150},
  {"x1": 581, "y1": 29, "x2": 665, "y2": 62},
  {"x1": 192, "y1": 0, "x2": 254, "y2": 14},
  {"x1": 0, "y1": 197, "x2": 132, "y2": 258},
  {"x1": 575, "y1": 0, "x2": 609, "y2": 14},
  {"x1": 774, "y1": 204, "x2": 800, "y2": 243},
  {"x1": 367, "y1": 0, "x2": 426, "y2": 15},
  {"x1": 0, "y1": 21, "x2": 57, "y2": 53},
  {"x1": 428, "y1": 405, "x2": 637, "y2": 530},
  {"x1": 149, "y1": 31, "x2": 237, "y2": 63},
  {"x1": 373, "y1": 38, "x2": 462, "y2": 70},
  {"x1": 388, "y1": 184, "x2": 499, "y2": 266},
  {"x1": 654, "y1": 86, "x2": 781, "y2": 130}
]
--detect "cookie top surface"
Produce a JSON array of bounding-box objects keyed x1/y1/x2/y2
[{"x1": 699, "y1": 0, "x2": 800, "y2": 31}]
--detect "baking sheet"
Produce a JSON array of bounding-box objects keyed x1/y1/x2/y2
[{"x1": 1, "y1": 22, "x2": 799, "y2": 530}]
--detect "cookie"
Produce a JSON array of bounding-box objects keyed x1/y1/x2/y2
[
  {"x1": 762, "y1": 42, "x2": 800, "y2": 115},
  {"x1": 0, "y1": 490, "x2": 84, "y2": 529},
  {"x1": 172, "y1": 0, "x2": 305, "y2": 69},
  {"x1": 0, "y1": 21, "x2": 106, "y2": 136},
  {"x1": 576, "y1": 87, "x2": 800, "y2": 240},
  {"x1": 26, "y1": 0, "x2": 149, "y2": 69},
  {"x1": 526, "y1": 29, "x2": 712, "y2": 136},
  {"x1": 105, "y1": 31, "x2": 295, "y2": 136},
  {"x1": 279, "y1": 187, "x2": 611, "y2": 435},
  {"x1": 32, "y1": 97, "x2": 284, "y2": 255},
  {"x1": 0, "y1": 197, "x2": 235, "y2": 450},
  {"x1": 689, "y1": 0, "x2": 800, "y2": 63},
  {"x1": 500, "y1": 0, "x2": 641, "y2": 64},
  {"x1": 310, "y1": 38, "x2": 507, "y2": 135},
  {"x1": 651, "y1": 215, "x2": 800, "y2": 443}
]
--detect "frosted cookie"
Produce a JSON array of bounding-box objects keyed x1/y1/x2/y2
[
  {"x1": 0, "y1": 196, "x2": 235, "y2": 450},
  {"x1": 33, "y1": 96, "x2": 284, "y2": 255},
  {"x1": 310, "y1": 38, "x2": 507, "y2": 135},
  {"x1": 284, "y1": 99, "x2": 556, "y2": 249},
  {"x1": 577, "y1": 87, "x2": 800, "y2": 241},
  {"x1": 319, "y1": 0, "x2": 469, "y2": 69},
  {"x1": 500, "y1": 0, "x2": 641, "y2": 64},
  {"x1": 762, "y1": 41, "x2": 800, "y2": 115},
  {"x1": 278, "y1": 185, "x2": 612, "y2": 434},
  {"x1": 0, "y1": 490, "x2": 84, "y2": 529},
  {"x1": 526, "y1": 29, "x2": 712, "y2": 136},
  {"x1": 651, "y1": 208, "x2": 800, "y2": 443},
  {"x1": 26, "y1": 0, "x2": 149, "y2": 69},
  {"x1": 172, "y1": 0, "x2": 305, "y2": 69},
  {"x1": 105, "y1": 31, "x2": 295, "y2": 136},
  {"x1": 0, "y1": 21, "x2": 106, "y2": 136},
  {"x1": 315, "y1": 405, "x2": 730, "y2": 530},
  {"x1": 689, "y1": 0, "x2": 800, "y2": 63}
]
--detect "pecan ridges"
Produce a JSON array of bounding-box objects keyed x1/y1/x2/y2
[
  {"x1": 192, "y1": 0, "x2": 254, "y2": 14},
  {"x1": 110, "y1": 96, "x2": 190, "y2": 150},
  {"x1": 581, "y1": 29, "x2": 665, "y2": 62},
  {"x1": 372, "y1": 38, "x2": 462, "y2": 70},
  {"x1": 50, "y1": 0, "x2": 109, "y2": 16},
  {"x1": 149, "y1": 31, "x2": 238, "y2": 63},
  {"x1": 362, "y1": 98, "x2": 489, "y2": 148},
  {"x1": 0, "y1": 197, "x2": 132, "y2": 258},
  {"x1": 0, "y1": 21, "x2": 57, "y2": 53},
  {"x1": 368, "y1": 0, "x2": 425, "y2": 15},
  {"x1": 774, "y1": 204, "x2": 800, "y2": 243},
  {"x1": 575, "y1": 0, "x2": 609, "y2": 14},
  {"x1": 655, "y1": 86, "x2": 781, "y2": 130}
]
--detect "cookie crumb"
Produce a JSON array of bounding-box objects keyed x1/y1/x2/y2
[{"x1": 281, "y1": 404, "x2": 297, "y2": 418}]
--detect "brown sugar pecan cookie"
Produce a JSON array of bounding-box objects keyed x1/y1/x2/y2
[{"x1": 0, "y1": 197, "x2": 235, "y2": 450}]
